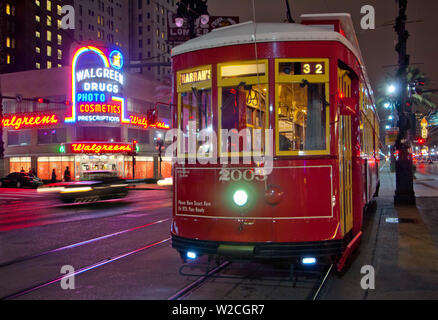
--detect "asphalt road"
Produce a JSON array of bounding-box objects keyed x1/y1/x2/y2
[{"x1": 1, "y1": 165, "x2": 437, "y2": 300}]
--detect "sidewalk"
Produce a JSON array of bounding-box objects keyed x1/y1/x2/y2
[{"x1": 324, "y1": 161, "x2": 438, "y2": 299}]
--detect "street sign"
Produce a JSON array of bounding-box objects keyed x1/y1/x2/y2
[
  {"x1": 385, "y1": 128, "x2": 399, "y2": 145},
  {"x1": 15, "y1": 94, "x2": 23, "y2": 103},
  {"x1": 167, "y1": 12, "x2": 239, "y2": 43}
]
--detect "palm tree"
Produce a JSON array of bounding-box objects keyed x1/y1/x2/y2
[{"x1": 376, "y1": 66, "x2": 437, "y2": 113}]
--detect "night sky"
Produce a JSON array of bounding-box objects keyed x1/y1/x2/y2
[{"x1": 208, "y1": 0, "x2": 438, "y2": 105}]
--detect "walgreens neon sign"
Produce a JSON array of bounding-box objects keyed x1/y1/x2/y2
[
  {"x1": 130, "y1": 116, "x2": 170, "y2": 130},
  {"x1": 2, "y1": 114, "x2": 58, "y2": 130},
  {"x1": 64, "y1": 142, "x2": 133, "y2": 154},
  {"x1": 66, "y1": 46, "x2": 130, "y2": 124}
]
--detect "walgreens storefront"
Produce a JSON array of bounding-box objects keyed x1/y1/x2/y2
[{"x1": 1, "y1": 44, "x2": 172, "y2": 181}]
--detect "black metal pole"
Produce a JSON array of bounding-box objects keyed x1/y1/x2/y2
[
  {"x1": 394, "y1": 0, "x2": 415, "y2": 205},
  {"x1": 285, "y1": 0, "x2": 295, "y2": 23}
]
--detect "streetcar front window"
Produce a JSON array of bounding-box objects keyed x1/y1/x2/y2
[
  {"x1": 221, "y1": 84, "x2": 268, "y2": 153},
  {"x1": 277, "y1": 83, "x2": 327, "y2": 152}
]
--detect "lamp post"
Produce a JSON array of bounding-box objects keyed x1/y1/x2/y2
[{"x1": 393, "y1": 0, "x2": 415, "y2": 205}]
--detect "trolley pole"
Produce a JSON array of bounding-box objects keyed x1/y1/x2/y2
[{"x1": 394, "y1": 0, "x2": 415, "y2": 205}]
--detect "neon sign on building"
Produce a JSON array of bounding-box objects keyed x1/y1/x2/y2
[
  {"x1": 2, "y1": 114, "x2": 59, "y2": 130},
  {"x1": 66, "y1": 46, "x2": 130, "y2": 124},
  {"x1": 62, "y1": 142, "x2": 133, "y2": 154}
]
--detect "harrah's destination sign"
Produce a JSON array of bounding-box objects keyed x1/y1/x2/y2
[{"x1": 65, "y1": 46, "x2": 130, "y2": 124}]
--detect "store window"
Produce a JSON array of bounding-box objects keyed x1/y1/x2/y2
[
  {"x1": 9, "y1": 157, "x2": 31, "y2": 174},
  {"x1": 38, "y1": 156, "x2": 75, "y2": 181}
]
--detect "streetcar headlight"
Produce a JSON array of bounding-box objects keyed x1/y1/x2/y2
[
  {"x1": 302, "y1": 257, "x2": 317, "y2": 265},
  {"x1": 186, "y1": 251, "x2": 197, "y2": 259},
  {"x1": 233, "y1": 190, "x2": 248, "y2": 207}
]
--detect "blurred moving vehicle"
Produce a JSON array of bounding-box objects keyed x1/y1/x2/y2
[
  {"x1": 56, "y1": 171, "x2": 129, "y2": 203},
  {"x1": 0, "y1": 172, "x2": 43, "y2": 188}
]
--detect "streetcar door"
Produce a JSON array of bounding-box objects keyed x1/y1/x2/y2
[{"x1": 338, "y1": 68, "x2": 353, "y2": 235}]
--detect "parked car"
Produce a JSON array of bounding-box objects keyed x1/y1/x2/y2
[
  {"x1": 0, "y1": 172, "x2": 43, "y2": 188},
  {"x1": 57, "y1": 171, "x2": 129, "y2": 203}
]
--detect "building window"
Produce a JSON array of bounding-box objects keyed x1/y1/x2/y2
[
  {"x1": 57, "y1": 4, "x2": 62, "y2": 16},
  {"x1": 6, "y1": 37, "x2": 11, "y2": 48},
  {"x1": 35, "y1": 0, "x2": 40, "y2": 7},
  {"x1": 47, "y1": 17, "x2": 52, "y2": 27},
  {"x1": 38, "y1": 128, "x2": 67, "y2": 145},
  {"x1": 8, "y1": 131, "x2": 31, "y2": 146},
  {"x1": 36, "y1": 31, "x2": 41, "y2": 38},
  {"x1": 57, "y1": 34, "x2": 62, "y2": 45},
  {"x1": 36, "y1": 47, "x2": 41, "y2": 54},
  {"x1": 6, "y1": 54, "x2": 11, "y2": 64},
  {"x1": 47, "y1": 0, "x2": 52, "y2": 11},
  {"x1": 36, "y1": 15, "x2": 41, "y2": 23},
  {"x1": 47, "y1": 45, "x2": 52, "y2": 56},
  {"x1": 47, "y1": 61, "x2": 52, "y2": 69},
  {"x1": 47, "y1": 30, "x2": 52, "y2": 42},
  {"x1": 57, "y1": 49, "x2": 62, "y2": 60},
  {"x1": 36, "y1": 62, "x2": 41, "y2": 69}
]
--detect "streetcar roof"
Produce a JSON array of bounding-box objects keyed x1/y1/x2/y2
[
  {"x1": 171, "y1": 19, "x2": 362, "y2": 63},
  {"x1": 172, "y1": 17, "x2": 375, "y2": 101}
]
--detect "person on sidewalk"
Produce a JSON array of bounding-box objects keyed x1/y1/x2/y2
[
  {"x1": 64, "y1": 167, "x2": 71, "y2": 182},
  {"x1": 51, "y1": 169, "x2": 57, "y2": 183}
]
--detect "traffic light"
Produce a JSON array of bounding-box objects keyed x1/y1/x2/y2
[
  {"x1": 415, "y1": 138, "x2": 425, "y2": 145},
  {"x1": 132, "y1": 140, "x2": 138, "y2": 154},
  {"x1": 414, "y1": 78, "x2": 425, "y2": 95}
]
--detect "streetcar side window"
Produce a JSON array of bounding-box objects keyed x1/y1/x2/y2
[
  {"x1": 277, "y1": 83, "x2": 327, "y2": 152},
  {"x1": 179, "y1": 89, "x2": 213, "y2": 155}
]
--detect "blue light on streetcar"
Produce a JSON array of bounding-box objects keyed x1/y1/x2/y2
[
  {"x1": 302, "y1": 257, "x2": 317, "y2": 265},
  {"x1": 187, "y1": 251, "x2": 197, "y2": 259}
]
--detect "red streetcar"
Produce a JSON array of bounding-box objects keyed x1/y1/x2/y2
[{"x1": 170, "y1": 14, "x2": 380, "y2": 272}]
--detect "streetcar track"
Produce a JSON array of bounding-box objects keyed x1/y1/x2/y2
[
  {"x1": 0, "y1": 237, "x2": 171, "y2": 300},
  {"x1": 0, "y1": 218, "x2": 170, "y2": 268},
  {"x1": 308, "y1": 264, "x2": 333, "y2": 300},
  {"x1": 168, "y1": 261, "x2": 333, "y2": 300},
  {"x1": 168, "y1": 261, "x2": 232, "y2": 300}
]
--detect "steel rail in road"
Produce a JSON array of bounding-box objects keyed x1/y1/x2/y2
[
  {"x1": 0, "y1": 218, "x2": 170, "y2": 268},
  {"x1": 0, "y1": 238, "x2": 171, "y2": 300},
  {"x1": 167, "y1": 261, "x2": 232, "y2": 300},
  {"x1": 308, "y1": 264, "x2": 334, "y2": 300}
]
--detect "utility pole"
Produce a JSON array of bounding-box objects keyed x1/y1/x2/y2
[{"x1": 394, "y1": 0, "x2": 415, "y2": 205}]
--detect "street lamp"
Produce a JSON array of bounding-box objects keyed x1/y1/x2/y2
[{"x1": 387, "y1": 84, "x2": 397, "y2": 95}]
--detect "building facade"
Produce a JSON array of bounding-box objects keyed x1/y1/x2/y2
[
  {"x1": 1, "y1": 45, "x2": 172, "y2": 182},
  {"x1": 0, "y1": 0, "x2": 175, "y2": 82},
  {"x1": 129, "y1": 0, "x2": 175, "y2": 83}
]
